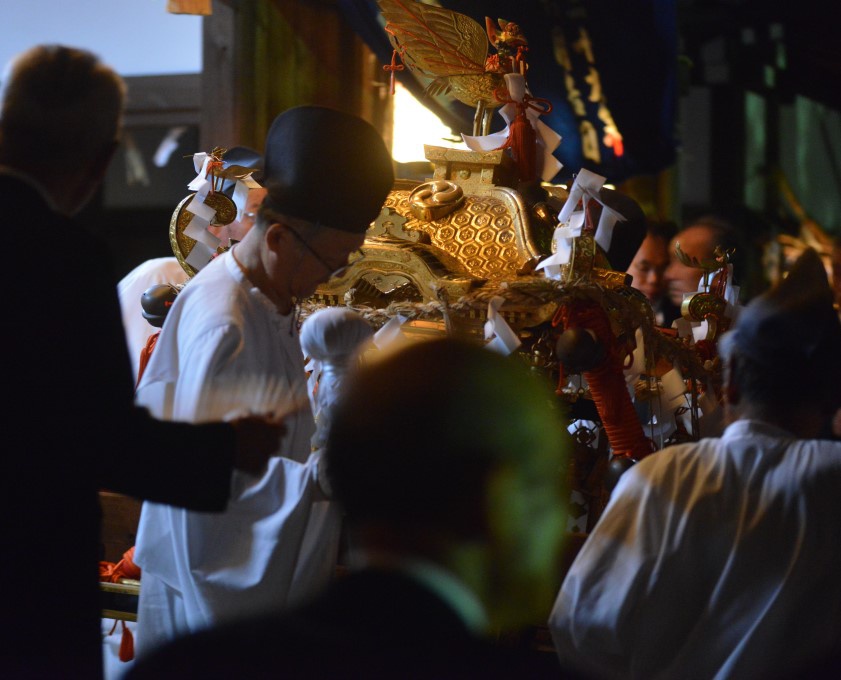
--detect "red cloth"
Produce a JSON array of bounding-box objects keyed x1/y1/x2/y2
[
  {"x1": 99, "y1": 546, "x2": 141, "y2": 583},
  {"x1": 101, "y1": 546, "x2": 140, "y2": 662},
  {"x1": 135, "y1": 331, "x2": 161, "y2": 389}
]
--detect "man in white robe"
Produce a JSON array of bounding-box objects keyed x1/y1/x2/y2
[
  {"x1": 118, "y1": 146, "x2": 265, "y2": 382},
  {"x1": 549, "y1": 248, "x2": 841, "y2": 679},
  {"x1": 133, "y1": 106, "x2": 394, "y2": 656},
  {"x1": 118, "y1": 256, "x2": 188, "y2": 379}
]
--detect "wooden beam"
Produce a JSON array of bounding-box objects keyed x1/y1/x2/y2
[{"x1": 167, "y1": 0, "x2": 212, "y2": 15}]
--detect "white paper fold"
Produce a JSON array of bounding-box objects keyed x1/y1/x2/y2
[
  {"x1": 186, "y1": 197, "x2": 216, "y2": 222},
  {"x1": 373, "y1": 316, "x2": 407, "y2": 350},
  {"x1": 557, "y1": 168, "x2": 605, "y2": 224},
  {"x1": 535, "y1": 212, "x2": 585, "y2": 279},
  {"x1": 189, "y1": 154, "x2": 212, "y2": 191},
  {"x1": 624, "y1": 328, "x2": 647, "y2": 385},
  {"x1": 184, "y1": 216, "x2": 221, "y2": 250},
  {"x1": 484, "y1": 296, "x2": 521, "y2": 355},
  {"x1": 232, "y1": 174, "x2": 262, "y2": 220},
  {"x1": 594, "y1": 201, "x2": 625, "y2": 254},
  {"x1": 460, "y1": 73, "x2": 562, "y2": 182},
  {"x1": 185, "y1": 241, "x2": 215, "y2": 271},
  {"x1": 660, "y1": 367, "x2": 688, "y2": 412},
  {"x1": 462, "y1": 129, "x2": 509, "y2": 152}
]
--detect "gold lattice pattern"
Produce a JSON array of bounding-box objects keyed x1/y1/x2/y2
[{"x1": 384, "y1": 190, "x2": 529, "y2": 280}]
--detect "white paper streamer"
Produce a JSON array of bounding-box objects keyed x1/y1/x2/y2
[
  {"x1": 692, "y1": 320, "x2": 710, "y2": 343},
  {"x1": 557, "y1": 168, "x2": 605, "y2": 224},
  {"x1": 504, "y1": 72, "x2": 526, "y2": 101},
  {"x1": 460, "y1": 73, "x2": 562, "y2": 182},
  {"x1": 461, "y1": 129, "x2": 509, "y2": 152},
  {"x1": 535, "y1": 211, "x2": 585, "y2": 279},
  {"x1": 188, "y1": 154, "x2": 211, "y2": 191},
  {"x1": 232, "y1": 173, "x2": 262, "y2": 220},
  {"x1": 373, "y1": 315, "x2": 407, "y2": 350},
  {"x1": 185, "y1": 241, "x2": 215, "y2": 272},
  {"x1": 594, "y1": 201, "x2": 625, "y2": 254},
  {"x1": 191, "y1": 152, "x2": 207, "y2": 174},
  {"x1": 484, "y1": 296, "x2": 521, "y2": 355},
  {"x1": 186, "y1": 197, "x2": 216, "y2": 222},
  {"x1": 660, "y1": 367, "x2": 688, "y2": 412},
  {"x1": 624, "y1": 328, "x2": 646, "y2": 385},
  {"x1": 184, "y1": 216, "x2": 220, "y2": 250}
]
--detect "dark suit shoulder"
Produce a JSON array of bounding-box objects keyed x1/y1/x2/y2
[{"x1": 129, "y1": 569, "x2": 571, "y2": 679}]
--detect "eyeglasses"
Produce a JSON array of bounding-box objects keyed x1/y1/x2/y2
[{"x1": 287, "y1": 227, "x2": 363, "y2": 279}]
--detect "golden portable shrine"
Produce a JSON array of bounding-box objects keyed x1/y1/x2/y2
[
  {"x1": 97, "y1": 2, "x2": 746, "y2": 653},
  {"x1": 162, "y1": 1, "x2": 738, "y2": 532}
]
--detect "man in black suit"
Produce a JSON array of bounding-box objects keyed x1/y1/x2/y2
[
  {"x1": 129, "y1": 338, "x2": 575, "y2": 678},
  {"x1": 0, "y1": 45, "x2": 281, "y2": 678}
]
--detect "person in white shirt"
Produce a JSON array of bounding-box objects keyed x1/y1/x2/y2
[
  {"x1": 132, "y1": 105, "x2": 394, "y2": 657},
  {"x1": 128, "y1": 338, "x2": 574, "y2": 679},
  {"x1": 550, "y1": 247, "x2": 841, "y2": 680},
  {"x1": 117, "y1": 147, "x2": 266, "y2": 381}
]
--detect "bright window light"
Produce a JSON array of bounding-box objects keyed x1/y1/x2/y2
[{"x1": 391, "y1": 82, "x2": 466, "y2": 163}]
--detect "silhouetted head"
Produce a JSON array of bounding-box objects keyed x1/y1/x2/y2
[
  {"x1": 0, "y1": 44, "x2": 125, "y2": 214},
  {"x1": 326, "y1": 338, "x2": 570, "y2": 632},
  {"x1": 719, "y1": 248, "x2": 841, "y2": 433}
]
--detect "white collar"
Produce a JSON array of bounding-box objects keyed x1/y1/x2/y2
[{"x1": 723, "y1": 419, "x2": 798, "y2": 441}]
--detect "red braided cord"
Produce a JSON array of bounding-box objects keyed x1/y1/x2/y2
[{"x1": 555, "y1": 301, "x2": 653, "y2": 460}]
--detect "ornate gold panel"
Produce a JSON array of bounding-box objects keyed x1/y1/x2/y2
[
  {"x1": 312, "y1": 148, "x2": 548, "y2": 314},
  {"x1": 382, "y1": 186, "x2": 540, "y2": 281},
  {"x1": 314, "y1": 241, "x2": 480, "y2": 307}
]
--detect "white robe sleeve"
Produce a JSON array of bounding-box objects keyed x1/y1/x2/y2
[
  {"x1": 549, "y1": 467, "x2": 662, "y2": 679},
  {"x1": 171, "y1": 324, "x2": 249, "y2": 423}
]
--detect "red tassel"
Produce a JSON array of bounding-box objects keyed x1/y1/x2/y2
[
  {"x1": 106, "y1": 619, "x2": 136, "y2": 663},
  {"x1": 503, "y1": 106, "x2": 537, "y2": 183},
  {"x1": 553, "y1": 301, "x2": 653, "y2": 461},
  {"x1": 118, "y1": 620, "x2": 135, "y2": 662},
  {"x1": 383, "y1": 49, "x2": 405, "y2": 96}
]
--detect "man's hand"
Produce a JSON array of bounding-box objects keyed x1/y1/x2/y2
[{"x1": 230, "y1": 415, "x2": 287, "y2": 476}]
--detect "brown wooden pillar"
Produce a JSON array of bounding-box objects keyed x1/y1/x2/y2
[{"x1": 200, "y1": 0, "x2": 391, "y2": 154}]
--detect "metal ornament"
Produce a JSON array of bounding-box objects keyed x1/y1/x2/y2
[{"x1": 169, "y1": 191, "x2": 238, "y2": 277}]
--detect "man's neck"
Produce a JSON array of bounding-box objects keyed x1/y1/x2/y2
[
  {"x1": 0, "y1": 164, "x2": 64, "y2": 214},
  {"x1": 0, "y1": 161, "x2": 90, "y2": 216},
  {"x1": 348, "y1": 547, "x2": 490, "y2": 635},
  {"x1": 230, "y1": 240, "x2": 294, "y2": 315},
  {"x1": 727, "y1": 403, "x2": 826, "y2": 439}
]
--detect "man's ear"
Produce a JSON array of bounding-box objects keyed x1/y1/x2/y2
[
  {"x1": 724, "y1": 356, "x2": 741, "y2": 406},
  {"x1": 265, "y1": 221, "x2": 289, "y2": 253}
]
